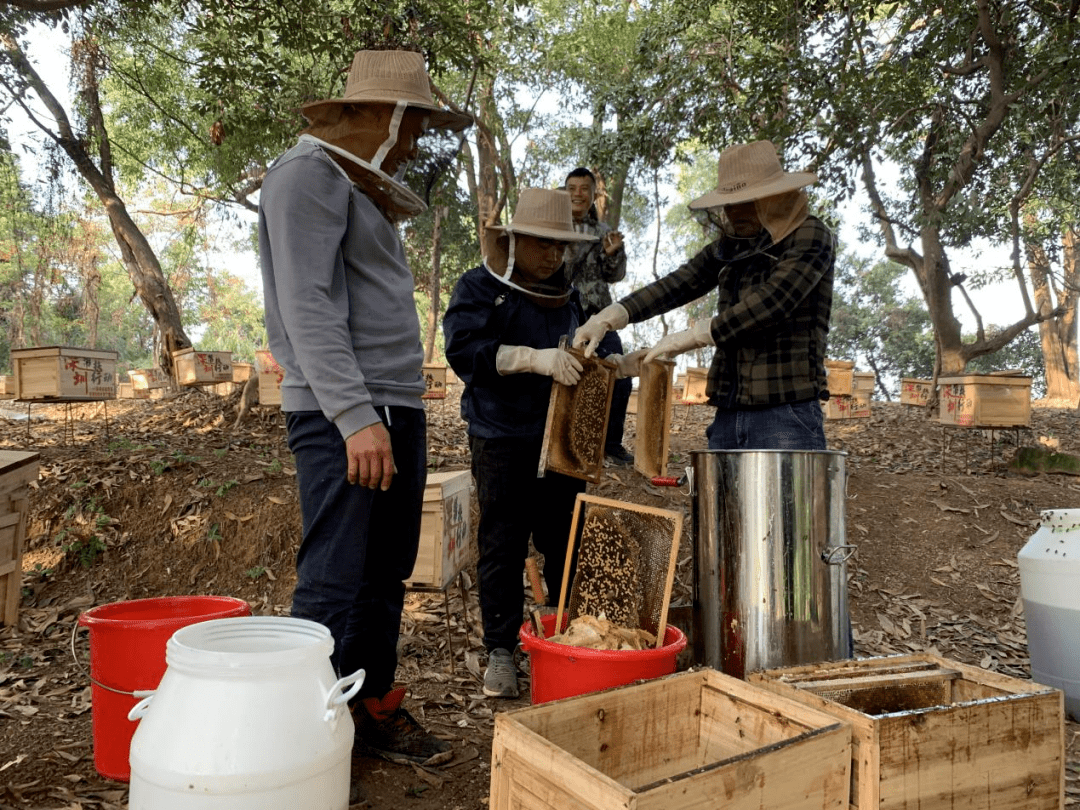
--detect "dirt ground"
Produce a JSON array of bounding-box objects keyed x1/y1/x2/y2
[{"x1": 2, "y1": 384, "x2": 1079, "y2": 809}]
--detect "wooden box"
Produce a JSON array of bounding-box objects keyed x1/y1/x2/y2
[
  {"x1": 490, "y1": 669, "x2": 851, "y2": 810},
  {"x1": 825, "y1": 359, "x2": 855, "y2": 396},
  {"x1": 680, "y1": 366, "x2": 709, "y2": 404},
  {"x1": 130, "y1": 367, "x2": 170, "y2": 399},
  {"x1": 900, "y1": 378, "x2": 933, "y2": 406},
  {"x1": 422, "y1": 364, "x2": 448, "y2": 400},
  {"x1": 938, "y1": 374, "x2": 1031, "y2": 427},
  {"x1": 0, "y1": 375, "x2": 14, "y2": 399},
  {"x1": 539, "y1": 349, "x2": 616, "y2": 484},
  {"x1": 853, "y1": 371, "x2": 875, "y2": 394},
  {"x1": 12, "y1": 346, "x2": 118, "y2": 401},
  {"x1": 172, "y1": 348, "x2": 233, "y2": 387},
  {"x1": 117, "y1": 382, "x2": 134, "y2": 399},
  {"x1": 255, "y1": 350, "x2": 283, "y2": 407},
  {"x1": 1, "y1": 451, "x2": 39, "y2": 627},
  {"x1": 749, "y1": 654, "x2": 1064, "y2": 810},
  {"x1": 407, "y1": 470, "x2": 473, "y2": 589},
  {"x1": 823, "y1": 390, "x2": 871, "y2": 420},
  {"x1": 634, "y1": 359, "x2": 674, "y2": 479},
  {"x1": 232, "y1": 362, "x2": 253, "y2": 383}
]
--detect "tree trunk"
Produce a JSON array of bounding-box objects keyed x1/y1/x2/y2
[
  {"x1": 1032, "y1": 230, "x2": 1080, "y2": 402},
  {"x1": 2, "y1": 33, "x2": 191, "y2": 373},
  {"x1": 424, "y1": 205, "x2": 446, "y2": 363},
  {"x1": 83, "y1": 262, "x2": 101, "y2": 349}
]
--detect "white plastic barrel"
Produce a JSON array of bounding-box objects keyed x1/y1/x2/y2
[
  {"x1": 1018, "y1": 509, "x2": 1080, "y2": 721},
  {"x1": 127, "y1": 616, "x2": 363, "y2": 809}
]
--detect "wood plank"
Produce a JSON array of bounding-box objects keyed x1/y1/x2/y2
[{"x1": 633, "y1": 359, "x2": 674, "y2": 480}]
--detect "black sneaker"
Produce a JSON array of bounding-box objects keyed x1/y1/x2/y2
[
  {"x1": 353, "y1": 687, "x2": 453, "y2": 766},
  {"x1": 605, "y1": 446, "x2": 634, "y2": 466}
]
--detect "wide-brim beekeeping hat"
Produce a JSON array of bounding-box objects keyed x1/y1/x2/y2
[
  {"x1": 488, "y1": 189, "x2": 598, "y2": 243},
  {"x1": 689, "y1": 140, "x2": 817, "y2": 209},
  {"x1": 301, "y1": 50, "x2": 473, "y2": 132}
]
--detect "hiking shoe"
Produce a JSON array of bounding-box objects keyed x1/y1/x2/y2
[
  {"x1": 605, "y1": 446, "x2": 634, "y2": 466},
  {"x1": 353, "y1": 687, "x2": 453, "y2": 765},
  {"x1": 483, "y1": 647, "x2": 520, "y2": 698}
]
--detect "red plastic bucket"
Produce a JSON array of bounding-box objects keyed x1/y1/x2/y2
[
  {"x1": 519, "y1": 614, "x2": 687, "y2": 704},
  {"x1": 76, "y1": 595, "x2": 251, "y2": 781}
]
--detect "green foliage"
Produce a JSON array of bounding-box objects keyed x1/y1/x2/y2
[
  {"x1": 966, "y1": 327, "x2": 1045, "y2": 398},
  {"x1": 215, "y1": 479, "x2": 238, "y2": 497},
  {"x1": 244, "y1": 566, "x2": 266, "y2": 580}
]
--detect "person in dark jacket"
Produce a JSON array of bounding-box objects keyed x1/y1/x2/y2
[
  {"x1": 574, "y1": 140, "x2": 835, "y2": 451},
  {"x1": 444, "y1": 188, "x2": 638, "y2": 698},
  {"x1": 564, "y1": 167, "x2": 634, "y2": 466}
]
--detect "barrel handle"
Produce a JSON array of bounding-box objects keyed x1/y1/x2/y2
[
  {"x1": 127, "y1": 690, "x2": 157, "y2": 722},
  {"x1": 324, "y1": 668, "x2": 365, "y2": 723},
  {"x1": 821, "y1": 544, "x2": 857, "y2": 565}
]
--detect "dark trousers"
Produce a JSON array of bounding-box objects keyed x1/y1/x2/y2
[
  {"x1": 286, "y1": 407, "x2": 426, "y2": 698},
  {"x1": 469, "y1": 435, "x2": 587, "y2": 651},
  {"x1": 706, "y1": 400, "x2": 827, "y2": 450},
  {"x1": 597, "y1": 330, "x2": 632, "y2": 453}
]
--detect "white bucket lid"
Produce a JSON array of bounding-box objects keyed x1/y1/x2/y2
[{"x1": 166, "y1": 616, "x2": 334, "y2": 673}]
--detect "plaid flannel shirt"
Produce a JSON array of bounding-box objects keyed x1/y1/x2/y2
[{"x1": 620, "y1": 215, "x2": 835, "y2": 407}]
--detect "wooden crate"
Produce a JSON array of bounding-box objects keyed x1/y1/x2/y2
[
  {"x1": 853, "y1": 371, "x2": 875, "y2": 393},
  {"x1": 491, "y1": 669, "x2": 851, "y2": 810},
  {"x1": 539, "y1": 349, "x2": 616, "y2": 484},
  {"x1": 938, "y1": 374, "x2": 1031, "y2": 427},
  {"x1": 172, "y1": 348, "x2": 233, "y2": 387},
  {"x1": 422, "y1": 364, "x2": 448, "y2": 400},
  {"x1": 634, "y1": 359, "x2": 674, "y2": 479},
  {"x1": 680, "y1": 366, "x2": 709, "y2": 404},
  {"x1": 129, "y1": 366, "x2": 170, "y2": 400},
  {"x1": 255, "y1": 350, "x2": 283, "y2": 407},
  {"x1": 823, "y1": 390, "x2": 871, "y2": 420},
  {"x1": 12, "y1": 346, "x2": 118, "y2": 401},
  {"x1": 825, "y1": 359, "x2": 855, "y2": 396},
  {"x1": 407, "y1": 470, "x2": 473, "y2": 589},
  {"x1": 749, "y1": 654, "x2": 1064, "y2": 810},
  {"x1": 117, "y1": 382, "x2": 134, "y2": 399},
  {"x1": 900, "y1": 378, "x2": 933, "y2": 406},
  {"x1": 1, "y1": 451, "x2": 39, "y2": 627},
  {"x1": 232, "y1": 362, "x2": 253, "y2": 383},
  {"x1": 0, "y1": 375, "x2": 13, "y2": 399}
]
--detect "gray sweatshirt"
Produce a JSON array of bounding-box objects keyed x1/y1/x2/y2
[{"x1": 258, "y1": 139, "x2": 425, "y2": 440}]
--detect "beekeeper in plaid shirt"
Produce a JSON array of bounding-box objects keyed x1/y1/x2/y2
[{"x1": 574, "y1": 140, "x2": 835, "y2": 450}]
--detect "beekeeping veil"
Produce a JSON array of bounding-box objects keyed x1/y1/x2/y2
[
  {"x1": 300, "y1": 50, "x2": 472, "y2": 220},
  {"x1": 484, "y1": 188, "x2": 597, "y2": 306},
  {"x1": 689, "y1": 140, "x2": 818, "y2": 244}
]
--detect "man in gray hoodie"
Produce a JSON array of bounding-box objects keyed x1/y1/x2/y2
[{"x1": 259, "y1": 50, "x2": 471, "y2": 767}]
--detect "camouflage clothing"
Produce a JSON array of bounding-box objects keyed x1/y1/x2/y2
[{"x1": 565, "y1": 213, "x2": 627, "y2": 317}]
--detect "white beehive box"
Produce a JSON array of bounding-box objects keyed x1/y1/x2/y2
[
  {"x1": 255, "y1": 350, "x2": 283, "y2": 407},
  {"x1": 901, "y1": 378, "x2": 933, "y2": 406},
  {"x1": 130, "y1": 367, "x2": 170, "y2": 399},
  {"x1": 407, "y1": 470, "x2": 473, "y2": 590},
  {"x1": 422, "y1": 364, "x2": 448, "y2": 400},
  {"x1": 12, "y1": 346, "x2": 118, "y2": 401}
]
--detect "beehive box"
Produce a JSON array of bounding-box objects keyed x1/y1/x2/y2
[
  {"x1": 422, "y1": 364, "x2": 448, "y2": 400},
  {"x1": 406, "y1": 470, "x2": 473, "y2": 590},
  {"x1": 825, "y1": 359, "x2": 855, "y2": 396},
  {"x1": 680, "y1": 366, "x2": 709, "y2": 404},
  {"x1": 634, "y1": 359, "x2": 674, "y2": 479},
  {"x1": 938, "y1": 374, "x2": 1031, "y2": 427},
  {"x1": 900, "y1": 378, "x2": 933, "y2": 406},
  {"x1": 0, "y1": 451, "x2": 39, "y2": 627},
  {"x1": 172, "y1": 348, "x2": 233, "y2": 387},
  {"x1": 117, "y1": 382, "x2": 134, "y2": 399},
  {"x1": 823, "y1": 390, "x2": 871, "y2": 420},
  {"x1": 232, "y1": 362, "x2": 253, "y2": 383},
  {"x1": 255, "y1": 350, "x2": 283, "y2": 407},
  {"x1": 0, "y1": 376, "x2": 13, "y2": 399},
  {"x1": 129, "y1": 366, "x2": 170, "y2": 399},
  {"x1": 491, "y1": 669, "x2": 851, "y2": 810},
  {"x1": 539, "y1": 349, "x2": 616, "y2": 484},
  {"x1": 749, "y1": 654, "x2": 1064, "y2": 810},
  {"x1": 11, "y1": 346, "x2": 118, "y2": 401},
  {"x1": 853, "y1": 371, "x2": 875, "y2": 394}
]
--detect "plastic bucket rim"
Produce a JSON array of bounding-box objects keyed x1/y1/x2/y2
[
  {"x1": 166, "y1": 616, "x2": 334, "y2": 671},
  {"x1": 77, "y1": 595, "x2": 251, "y2": 628},
  {"x1": 519, "y1": 618, "x2": 687, "y2": 660}
]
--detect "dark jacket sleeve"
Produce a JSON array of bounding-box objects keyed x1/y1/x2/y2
[{"x1": 443, "y1": 267, "x2": 504, "y2": 388}]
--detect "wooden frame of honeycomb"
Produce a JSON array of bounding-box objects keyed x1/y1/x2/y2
[
  {"x1": 554, "y1": 493, "x2": 683, "y2": 648},
  {"x1": 538, "y1": 347, "x2": 616, "y2": 483},
  {"x1": 633, "y1": 359, "x2": 674, "y2": 479}
]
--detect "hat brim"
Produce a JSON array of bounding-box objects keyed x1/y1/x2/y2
[
  {"x1": 688, "y1": 172, "x2": 817, "y2": 209},
  {"x1": 488, "y1": 224, "x2": 597, "y2": 242},
  {"x1": 301, "y1": 95, "x2": 473, "y2": 132}
]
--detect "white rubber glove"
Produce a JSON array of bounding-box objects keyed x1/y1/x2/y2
[
  {"x1": 643, "y1": 319, "x2": 715, "y2": 364},
  {"x1": 571, "y1": 303, "x2": 630, "y2": 358},
  {"x1": 496, "y1": 345, "x2": 583, "y2": 386},
  {"x1": 605, "y1": 349, "x2": 649, "y2": 379}
]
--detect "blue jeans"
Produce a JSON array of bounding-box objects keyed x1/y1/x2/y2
[
  {"x1": 596, "y1": 330, "x2": 632, "y2": 453},
  {"x1": 706, "y1": 400, "x2": 827, "y2": 450},
  {"x1": 469, "y1": 435, "x2": 586, "y2": 651},
  {"x1": 286, "y1": 407, "x2": 426, "y2": 698}
]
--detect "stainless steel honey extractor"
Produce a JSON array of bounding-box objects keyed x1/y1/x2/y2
[{"x1": 689, "y1": 449, "x2": 853, "y2": 678}]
